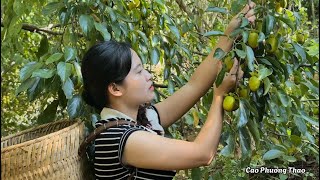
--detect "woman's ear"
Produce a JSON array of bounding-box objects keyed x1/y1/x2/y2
[{"x1": 107, "y1": 83, "x2": 123, "y2": 97}]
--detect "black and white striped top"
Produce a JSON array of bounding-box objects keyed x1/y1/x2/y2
[{"x1": 94, "y1": 106, "x2": 176, "y2": 180}]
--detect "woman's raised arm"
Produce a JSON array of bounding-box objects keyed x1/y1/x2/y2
[{"x1": 155, "y1": 2, "x2": 256, "y2": 128}]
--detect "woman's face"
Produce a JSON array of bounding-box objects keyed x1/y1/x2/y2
[{"x1": 120, "y1": 49, "x2": 155, "y2": 106}]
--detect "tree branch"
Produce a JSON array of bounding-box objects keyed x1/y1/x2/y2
[
  {"x1": 1, "y1": 21, "x2": 63, "y2": 35},
  {"x1": 156, "y1": 90, "x2": 168, "y2": 99},
  {"x1": 154, "y1": 83, "x2": 168, "y2": 88},
  {"x1": 175, "y1": 0, "x2": 193, "y2": 17},
  {"x1": 192, "y1": 51, "x2": 208, "y2": 56},
  {"x1": 301, "y1": 99, "x2": 319, "y2": 102},
  {"x1": 174, "y1": 0, "x2": 209, "y2": 40}
]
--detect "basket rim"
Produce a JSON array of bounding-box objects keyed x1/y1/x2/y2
[
  {"x1": 1, "y1": 119, "x2": 74, "y2": 141},
  {"x1": 1, "y1": 119, "x2": 84, "y2": 153}
]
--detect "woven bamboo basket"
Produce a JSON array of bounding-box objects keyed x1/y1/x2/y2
[{"x1": 1, "y1": 119, "x2": 94, "y2": 180}]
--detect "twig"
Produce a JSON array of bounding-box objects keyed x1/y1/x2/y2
[
  {"x1": 174, "y1": 0, "x2": 209, "y2": 41},
  {"x1": 192, "y1": 51, "x2": 208, "y2": 56},
  {"x1": 156, "y1": 90, "x2": 168, "y2": 99},
  {"x1": 300, "y1": 99, "x2": 319, "y2": 102},
  {"x1": 1, "y1": 21, "x2": 63, "y2": 35},
  {"x1": 154, "y1": 83, "x2": 167, "y2": 88},
  {"x1": 267, "y1": 130, "x2": 287, "y2": 137}
]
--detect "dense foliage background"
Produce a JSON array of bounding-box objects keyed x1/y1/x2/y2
[{"x1": 1, "y1": 0, "x2": 319, "y2": 179}]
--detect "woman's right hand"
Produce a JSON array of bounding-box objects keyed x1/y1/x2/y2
[
  {"x1": 224, "y1": 2, "x2": 256, "y2": 36},
  {"x1": 214, "y1": 58, "x2": 243, "y2": 96}
]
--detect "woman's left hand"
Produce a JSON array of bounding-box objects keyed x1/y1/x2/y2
[{"x1": 224, "y1": 1, "x2": 256, "y2": 36}]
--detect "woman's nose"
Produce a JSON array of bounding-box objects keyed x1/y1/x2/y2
[{"x1": 145, "y1": 70, "x2": 153, "y2": 81}]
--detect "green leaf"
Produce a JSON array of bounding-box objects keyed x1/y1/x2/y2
[
  {"x1": 151, "y1": 47, "x2": 160, "y2": 65},
  {"x1": 213, "y1": 48, "x2": 225, "y2": 60},
  {"x1": 31, "y1": 69, "x2": 55, "y2": 79},
  {"x1": 163, "y1": 14, "x2": 174, "y2": 25},
  {"x1": 264, "y1": 56, "x2": 283, "y2": 73},
  {"x1": 94, "y1": 22, "x2": 111, "y2": 41},
  {"x1": 42, "y1": 2, "x2": 64, "y2": 16},
  {"x1": 205, "y1": 7, "x2": 228, "y2": 14},
  {"x1": 16, "y1": 77, "x2": 38, "y2": 96},
  {"x1": 258, "y1": 32, "x2": 265, "y2": 42},
  {"x1": 64, "y1": 47, "x2": 76, "y2": 62},
  {"x1": 215, "y1": 65, "x2": 226, "y2": 87},
  {"x1": 292, "y1": 42, "x2": 306, "y2": 61},
  {"x1": 184, "y1": 114, "x2": 193, "y2": 125},
  {"x1": 79, "y1": 14, "x2": 94, "y2": 37},
  {"x1": 46, "y1": 53, "x2": 63, "y2": 64},
  {"x1": 73, "y1": 61, "x2": 83, "y2": 83},
  {"x1": 239, "y1": 127, "x2": 251, "y2": 158},
  {"x1": 235, "y1": 49, "x2": 246, "y2": 59},
  {"x1": 191, "y1": 168, "x2": 202, "y2": 180},
  {"x1": 293, "y1": 116, "x2": 307, "y2": 134},
  {"x1": 240, "y1": 17, "x2": 249, "y2": 28},
  {"x1": 27, "y1": 77, "x2": 42, "y2": 101},
  {"x1": 152, "y1": 35, "x2": 160, "y2": 47},
  {"x1": 282, "y1": 155, "x2": 297, "y2": 163},
  {"x1": 265, "y1": 15, "x2": 275, "y2": 35},
  {"x1": 177, "y1": 44, "x2": 191, "y2": 58},
  {"x1": 301, "y1": 81, "x2": 319, "y2": 95},
  {"x1": 137, "y1": 30, "x2": 149, "y2": 44},
  {"x1": 37, "y1": 100, "x2": 59, "y2": 124},
  {"x1": 164, "y1": 67, "x2": 170, "y2": 80},
  {"x1": 203, "y1": 31, "x2": 225, "y2": 37},
  {"x1": 230, "y1": 0, "x2": 247, "y2": 15},
  {"x1": 168, "y1": 25, "x2": 180, "y2": 40},
  {"x1": 243, "y1": 99, "x2": 259, "y2": 118},
  {"x1": 305, "y1": 131, "x2": 315, "y2": 144},
  {"x1": 106, "y1": 7, "x2": 117, "y2": 22},
  {"x1": 263, "y1": 149, "x2": 284, "y2": 160},
  {"x1": 258, "y1": 58, "x2": 272, "y2": 66},
  {"x1": 57, "y1": 62, "x2": 72, "y2": 83},
  {"x1": 258, "y1": 67, "x2": 273, "y2": 80},
  {"x1": 290, "y1": 135, "x2": 302, "y2": 146},
  {"x1": 36, "y1": 36, "x2": 49, "y2": 58},
  {"x1": 277, "y1": 89, "x2": 290, "y2": 107},
  {"x1": 62, "y1": 77, "x2": 74, "y2": 99},
  {"x1": 306, "y1": 41, "x2": 319, "y2": 56},
  {"x1": 247, "y1": 118, "x2": 260, "y2": 149},
  {"x1": 220, "y1": 133, "x2": 235, "y2": 157},
  {"x1": 168, "y1": 79, "x2": 175, "y2": 95},
  {"x1": 90, "y1": 113, "x2": 100, "y2": 127},
  {"x1": 277, "y1": 16, "x2": 295, "y2": 31},
  {"x1": 246, "y1": 45, "x2": 255, "y2": 71},
  {"x1": 237, "y1": 100, "x2": 248, "y2": 128},
  {"x1": 279, "y1": 62, "x2": 289, "y2": 81},
  {"x1": 19, "y1": 62, "x2": 43, "y2": 81},
  {"x1": 13, "y1": 0, "x2": 24, "y2": 16},
  {"x1": 298, "y1": 110, "x2": 319, "y2": 127},
  {"x1": 59, "y1": 8, "x2": 71, "y2": 26},
  {"x1": 229, "y1": 28, "x2": 242, "y2": 38},
  {"x1": 67, "y1": 95, "x2": 85, "y2": 119},
  {"x1": 242, "y1": 31, "x2": 249, "y2": 43},
  {"x1": 263, "y1": 77, "x2": 271, "y2": 95}
]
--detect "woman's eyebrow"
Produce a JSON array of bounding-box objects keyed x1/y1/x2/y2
[{"x1": 134, "y1": 64, "x2": 142, "y2": 70}]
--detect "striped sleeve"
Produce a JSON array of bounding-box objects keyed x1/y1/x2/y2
[{"x1": 118, "y1": 127, "x2": 145, "y2": 168}]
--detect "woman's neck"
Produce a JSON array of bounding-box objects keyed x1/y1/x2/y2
[{"x1": 109, "y1": 103, "x2": 139, "y2": 121}]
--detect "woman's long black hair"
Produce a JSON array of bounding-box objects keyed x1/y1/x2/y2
[{"x1": 81, "y1": 40, "x2": 156, "y2": 130}]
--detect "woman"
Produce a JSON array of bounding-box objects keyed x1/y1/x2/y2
[{"x1": 81, "y1": 2, "x2": 256, "y2": 179}]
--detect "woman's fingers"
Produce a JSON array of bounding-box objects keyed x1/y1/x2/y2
[
  {"x1": 245, "y1": 9, "x2": 255, "y2": 18},
  {"x1": 229, "y1": 58, "x2": 240, "y2": 75},
  {"x1": 240, "y1": 4, "x2": 251, "y2": 15},
  {"x1": 249, "y1": 1, "x2": 256, "y2": 9},
  {"x1": 239, "y1": 2, "x2": 256, "y2": 15}
]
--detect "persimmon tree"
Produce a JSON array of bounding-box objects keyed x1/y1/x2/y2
[{"x1": 1, "y1": 0, "x2": 318, "y2": 179}]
